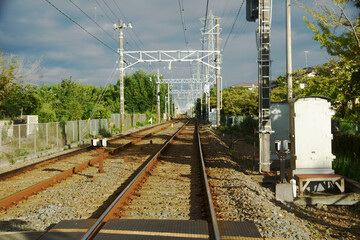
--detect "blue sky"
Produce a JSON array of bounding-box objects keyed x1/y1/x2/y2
[{"x1": 0, "y1": 0, "x2": 334, "y2": 91}]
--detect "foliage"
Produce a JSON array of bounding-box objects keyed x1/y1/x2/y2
[
  {"x1": 208, "y1": 85, "x2": 258, "y2": 117},
  {"x1": 295, "y1": 0, "x2": 360, "y2": 67},
  {"x1": 333, "y1": 133, "x2": 360, "y2": 181},
  {"x1": 0, "y1": 52, "x2": 41, "y2": 118},
  {"x1": 271, "y1": 62, "x2": 360, "y2": 120},
  {"x1": 0, "y1": 53, "x2": 170, "y2": 123}
]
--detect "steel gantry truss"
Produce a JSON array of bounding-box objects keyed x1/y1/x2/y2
[
  {"x1": 115, "y1": 12, "x2": 221, "y2": 127},
  {"x1": 122, "y1": 50, "x2": 220, "y2": 71}
]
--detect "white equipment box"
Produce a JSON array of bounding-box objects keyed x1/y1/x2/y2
[{"x1": 289, "y1": 97, "x2": 335, "y2": 175}]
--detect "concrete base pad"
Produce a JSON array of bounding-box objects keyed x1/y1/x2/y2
[
  {"x1": 276, "y1": 183, "x2": 294, "y2": 202},
  {"x1": 294, "y1": 192, "x2": 360, "y2": 206}
]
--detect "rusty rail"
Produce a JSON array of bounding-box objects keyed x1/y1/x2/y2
[
  {"x1": 196, "y1": 120, "x2": 221, "y2": 240},
  {"x1": 81, "y1": 119, "x2": 190, "y2": 240},
  {"x1": 0, "y1": 121, "x2": 174, "y2": 182},
  {"x1": 0, "y1": 121, "x2": 176, "y2": 210}
]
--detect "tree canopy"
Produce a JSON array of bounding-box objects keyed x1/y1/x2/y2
[{"x1": 0, "y1": 51, "x2": 170, "y2": 123}]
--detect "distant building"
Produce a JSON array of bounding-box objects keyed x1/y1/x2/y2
[{"x1": 231, "y1": 82, "x2": 258, "y2": 91}]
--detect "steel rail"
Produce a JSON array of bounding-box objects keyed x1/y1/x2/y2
[
  {"x1": 196, "y1": 120, "x2": 221, "y2": 240},
  {"x1": 0, "y1": 121, "x2": 176, "y2": 210},
  {"x1": 81, "y1": 119, "x2": 190, "y2": 240},
  {"x1": 0, "y1": 121, "x2": 173, "y2": 182}
]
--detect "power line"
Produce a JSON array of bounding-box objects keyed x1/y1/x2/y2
[
  {"x1": 92, "y1": 0, "x2": 153, "y2": 72},
  {"x1": 93, "y1": 0, "x2": 114, "y2": 24},
  {"x1": 177, "y1": 0, "x2": 193, "y2": 77},
  {"x1": 201, "y1": 0, "x2": 210, "y2": 78},
  {"x1": 101, "y1": 0, "x2": 118, "y2": 22},
  {"x1": 44, "y1": 0, "x2": 118, "y2": 55},
  {"x1": 203, "y1": 0, "x2": 210, "y2": 37},
  {"x1": 222, "y1": 0, "x2": 245, "y2": 50},
  {"x1": 178, "y1": 0, "x2": 189, "y2": 49},
  {"x1": 68, "y1": 0, "x2": 117, "y2": 43},
  {"x1": 110, "y1": 0, "x2": 147, "y2": 51}
]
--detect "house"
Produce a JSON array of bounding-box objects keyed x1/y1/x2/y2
[{"x1": 231, "y1": 82, "x2": 258, "y2": 91}]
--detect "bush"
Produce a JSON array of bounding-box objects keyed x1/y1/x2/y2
[{"x1": 332, "y1": 133, "x2": 360, "y2": 181}]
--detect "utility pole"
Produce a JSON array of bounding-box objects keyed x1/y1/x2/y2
[
  {"x1": 215, "y1": 18, "x2": 221, "y2": 127},
  {"x1": 304, "y1": 50, "x2": 309, "y2": 69},
  {"x1": 258, "y1": 0, "x2": 272, "y2": 172},
  {"x1": 157, "y1": 69, "x2": 161, "y2": 124},
  {"x1": 286, "y1": 0, "x2": 293, "y2": 101},
  {"x1": 114, "y1": 20, "x2": 132, "y2": 134}
]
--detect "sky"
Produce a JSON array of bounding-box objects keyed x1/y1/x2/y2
[{"x1": 0, "y1": 0, "x2": 340, "y2": 107}]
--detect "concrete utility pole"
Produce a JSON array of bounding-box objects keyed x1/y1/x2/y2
[
  {"x1": 114, "y1": 20, "x2": 132, "y2": 134},
  {"x1": 157, "y1": 69, "x2": 161, "y2": 124},
  {"x1": 215, "y1": 18, "x2": 221, "y2": 127},
  {"x1": 286, "y1": 0, "x2": 293, "y2": 101}
]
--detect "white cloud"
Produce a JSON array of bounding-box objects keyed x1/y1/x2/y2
[{"x1": 1, "y1": 0, "x2": 333, "y2": 98}]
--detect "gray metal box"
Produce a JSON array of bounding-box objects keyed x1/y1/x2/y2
[
  {"x1": 270, "y1": 102, "x2": 290, "y2": 160},
  {"x1": 289, "y1": 97, "x2": 335, "y2": 175}
]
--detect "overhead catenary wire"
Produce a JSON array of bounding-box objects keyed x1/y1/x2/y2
[
  {"x1": 111, "y1": 0, "x2": 148, "y2": 52},
  {"x1": 89, "y1": 57, "x2": 120, "y2": 119},
  {"x1": 178, "y1": 0, "x2": 189, "y2": 49},
  {"x1": 222, "y1": 0, "x2": 245, "y2": 50},
  {"x1": 68, "y1": 0, "x2": 117, "y2": 43},
  {"x1": 80, "y1": 56, "x2": 119, "y2": 138},
  {"x1": 177, "y1": 0, "x2": 193, "y2": 78},
  {"x1": 93, "y1": 0, "x2": 115, "y2": 25},
  {"x1": 44, "y1": 0, "x2": 118, "y2": 55},
  {"x1": 90, "y1": 0, "x2": 153, "y2": 72},
  {"x1": 102, "y1": 0, "x2": 119, "y2": 21}
]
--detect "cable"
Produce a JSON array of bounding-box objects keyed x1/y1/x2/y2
[
  {"x1": 44, "y1": 0, "x2": 118, "y2": 55},
  {"x1": 102, "y1": 0, "x2": 118, "y2": 22},
  {"x1": 178, "y1": 0, "x2": 189, "y2": 48},
  {"x1": 89, "y1": 57, "x2": 119, "y2": 119},
  {"x1": 94, "y1": 0, "x2": 115, "y2": 24},
  {"x1": 177, "y1": 0, "x2": 193, "y2": 78},
  {"x1": 203, "y1": 0, "x2": 210, "y2": 38},
  {"x1": 96, "y1": 0, "x2": 153, "y2": 72},
  {"x1": 68, "y1": 0, "x2": 117, "y2": 43},
  {"x1": 222, "y1": 0, "x2": 245, "y2": 50}
]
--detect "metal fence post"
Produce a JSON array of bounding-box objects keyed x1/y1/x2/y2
[
  {"x1": 18, "y1": 125, "x2": 21, "y2": 149},
  {"x1": 34, "y1": 126, "x2": 37, "y2": 153},
  {"x1": 56, "y1": 122, "x2": 59, "y2": 148},
  {"x1": 46, "y1": 123, "x2": 49, "y2": 147},
  {"x1": 72, "y1": 121, "x2": 75, "y2": 143}
]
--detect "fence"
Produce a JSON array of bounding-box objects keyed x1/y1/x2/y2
[{"x1": 0, "y1": 114, "x2": 146, "y2": 164}]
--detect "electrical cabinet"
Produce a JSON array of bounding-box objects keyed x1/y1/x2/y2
[{"x1": 289, "y1": 97, "x2": 335, "y2": 175}]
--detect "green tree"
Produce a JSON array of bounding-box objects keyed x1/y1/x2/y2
[
  {"x1": 208, "y1": 85, "x2": 258, "y2": 116},
  {"x1": 296, "y1": 0, "x2": 360, "y2": 66},
  {"x1": 292, "y1": 0, "x2": 360, "y2": 120},
  {"x1": 221, "y1": 87, "x2": 258, "y2": 116},
  {"x1": 124, "y1": 70, "x2": 158, "y2": 114}
]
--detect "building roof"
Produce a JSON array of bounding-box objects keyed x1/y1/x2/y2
[{"x1": 231, "y1": 82, "x2": 258, "y2": 89}]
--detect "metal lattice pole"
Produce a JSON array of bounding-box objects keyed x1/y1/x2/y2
[{"x1": 258, "y1": 0, "x2": 272, "y2": 172}]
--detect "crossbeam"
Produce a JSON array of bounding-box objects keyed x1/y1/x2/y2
[{"x1": 122, "y1": 50, "x2": 220, "y2": 70}]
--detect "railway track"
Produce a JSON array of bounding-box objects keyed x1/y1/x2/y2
[
  {"x1": 0, "y1": 121, "x2": 179, "y2": 210},
  {"x1": 80, "y1": 120, "x2": 221, "y2": 239},
  {"x1": 1, "y1": 119, "x2": 263, "y2": 239}
]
